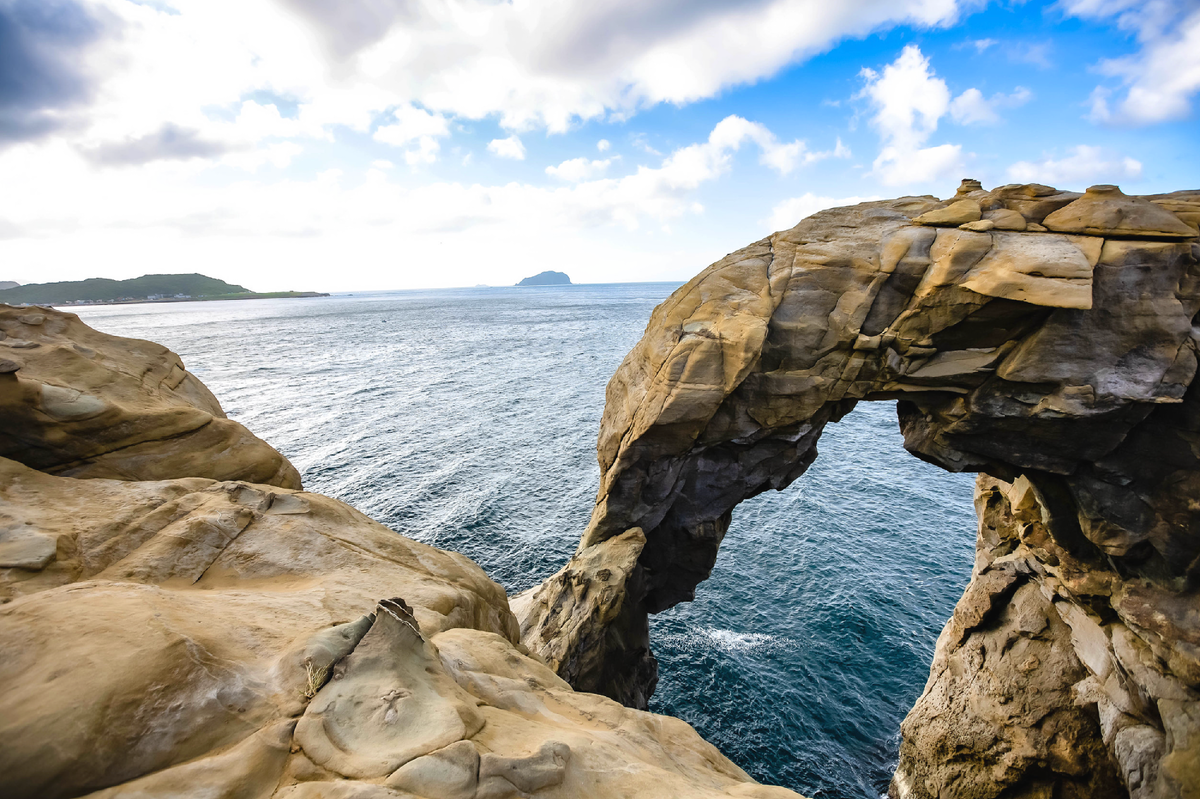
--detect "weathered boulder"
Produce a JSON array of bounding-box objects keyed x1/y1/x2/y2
[
  {"x1": 0, "y1": 304, "x2": 300, "y2": 487},
  {"x1": 0, "y1": 458, "x2": 803, "y2": 798},
  {"x1": 516, "y1": 181, "x2": 1200, "y2": 798}
]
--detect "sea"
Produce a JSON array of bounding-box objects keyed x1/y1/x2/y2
[{"x1": 72, "y1": 283, "x2": 977, "y2": 799}]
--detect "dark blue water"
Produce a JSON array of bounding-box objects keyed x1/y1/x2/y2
[{"x1": 72, "y1": 284, "x2": 976, "y2": 799}]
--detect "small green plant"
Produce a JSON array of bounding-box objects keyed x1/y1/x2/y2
[{"x1": 300, "y1": 658, "x2": 328, "y2": 700}]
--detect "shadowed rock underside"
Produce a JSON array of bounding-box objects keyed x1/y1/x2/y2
[{"x1": 515, "y1": 182, "x2": 1200, "y2": 798}]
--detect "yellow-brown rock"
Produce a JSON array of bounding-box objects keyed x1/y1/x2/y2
[
  {"x1": 0, "y1": 459, "x2": 805, "y2": 799},
  {"x1": 912, "y1": 198, "x2": 982, "y2": 226},
  {"x1": 1044, "y1": 184, "x2": 1198, "y2": 239},
  {"x1": 517, "y1": 182, "x2": 1200, "y2": 799},
  {"x1": 0, "y1": 304, "x2": 300, "y2": 487}
]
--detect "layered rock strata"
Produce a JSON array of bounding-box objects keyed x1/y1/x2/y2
[
  {"x1": 0, "y1": 304, "x2": 300, "y2": 487},
  {"x1": 0, "y1": 314, "x2": 802, "y2": 798},
  {"x1": 515, "y1": 182, "x2": 1200, "y2": 797}
]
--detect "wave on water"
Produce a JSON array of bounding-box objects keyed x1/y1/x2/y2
[{"x1": 659, "y1": 628, "x2": 800, "y2": 655}]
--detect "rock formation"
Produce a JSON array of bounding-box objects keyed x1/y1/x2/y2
[
  {"x1": 0, "y1": 305, "x2": 301, "y2": 487},
  {"x1": 515, "y1": 182, "x2": 1200, "y2": 797},
  {"x1": 0, "y1": 311, "x2": 802, "y2": 798}
]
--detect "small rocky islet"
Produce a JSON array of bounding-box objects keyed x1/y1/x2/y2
[
  {"x1": 515, "y1": 271, "x2": 571, "y2": 286},
  {"x1": 2, "y1": 180, "x2": 1199, "y2": 799}
]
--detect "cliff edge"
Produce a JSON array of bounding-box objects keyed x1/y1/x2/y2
[{"x1": 514, "y1": 181, "x2": 1200, "y2": 798}]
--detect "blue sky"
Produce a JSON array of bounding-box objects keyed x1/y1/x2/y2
[{"x1": 1, "y1": 0, "x2": 1197, "y2": 291}]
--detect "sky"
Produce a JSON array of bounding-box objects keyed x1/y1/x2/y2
[{"x1": 1, "y1": 0, "x2": 1198, "y2": 291}]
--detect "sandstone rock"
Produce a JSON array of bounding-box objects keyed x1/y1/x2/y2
[
  {"x1": 511, "y1": 527, "x2": 655, "y2": 706},
  {"x1": 0, "y1": 304, "x2": 300, "y2": 487},
  {"x1": 913, "y1": 198, "x2": 982, "y2": 226},
  {"x1": 0, "y1": 456, "x2": 805, "y2": 799},
  {"x1": 295, "y1": 597, "x2": 485, "y2": 779},
  {"x1": 1044, "y1": 185, "x2": 1197, "y2": 239},
  {"x1": 983, "y1": 207, "x2": 1028, "y2": 230},
  {"x1": 80, "y1": 719, "x2": 297, "y2": 799},
  {"x1": 515, "y1": 182, "x2": 1200, "y2": 798}
]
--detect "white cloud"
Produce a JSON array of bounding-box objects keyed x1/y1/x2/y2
[
  {"x1": 1062, "y1": 0, "x2": 1200, "y2": 124},
  {"x1": 546, "y1": 157, "x2": 612, "y2": 181},
  {"x1": 0, "y1": 115, "x2": 826, "y2": 287},
  {"x1": 487, "y1": 135, "x2": 527, "y2": 160},
  {"x1": 704, "y1": 116, "x2": 846, "y2": 175},
  {"x1": 972, "y1": 38, "x2": 997, "y2": 52},
  {"x1": 0, "y1": 117, "x2": 821, "y2": 289},
  {"x1": 859, "y1": 45, "x2": 965, "y2": 186},
  {"x1": 1007, "y1": 145, "x2": 1143, "y2": 186},
  {"x1": 766, "y1": 193, "x2": 883, "y2": 232},
  {"x1": 949, "y1": 87, "x2": 1031, "y2": 125},
  {"x1": 4, "y1": 0, "x2": 980, "y2": 158},
  {"x1": 374, "y1": 104, "x2": 451, "y2": 164},
  {"x1": 403, "y1": 137, "x2": 440, "y2": 165},
  {"x1": 374, "y1": 105, "x2": 450, "y2": 145},
  {"x1": 597, "y1": 139, "x2": 611, "y2": 152}
]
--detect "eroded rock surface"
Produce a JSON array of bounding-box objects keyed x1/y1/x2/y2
[
  {"x1": 516, "y1": 182, "x2": 1200, "y2": 798},
  {"x1": 0, "y1": 368, "x2": 802, "y2": 797},
  {"x1": 0, "y1": 304, "x2": 300, "y2": 487}
]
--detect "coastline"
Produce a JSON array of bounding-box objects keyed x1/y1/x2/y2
[{"x1": 47, "y1": 291, "x2": 330, "y2": 308}]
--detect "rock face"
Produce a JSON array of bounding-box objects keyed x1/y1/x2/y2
[
  {"x1": 0, "y1": 318, "x2": 801, "y2": 798},
  {"x1": 0, "y1": 304, "x2": 301, "y2": 487},
  {"x1": 515, "y1": 182, "x2": 1200, "y2": 797}
]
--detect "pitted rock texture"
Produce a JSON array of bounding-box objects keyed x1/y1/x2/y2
[
  {"x1": 515, "y1": 182, "x2": 1200, "y2": 798},
  {"x1": 894, "y1": 475, "x2": 1200, "y2": 799},
  {"x1": 0, "y1": 304, "x2": 300, "y2": 487},
  {"x1": 0, "y1": 414, "x2": 802, "y2": 795}
]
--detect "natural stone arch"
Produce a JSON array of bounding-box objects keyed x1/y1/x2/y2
[{"x1": 514, "y1": 183, "x2": 1200, "y2": 798}]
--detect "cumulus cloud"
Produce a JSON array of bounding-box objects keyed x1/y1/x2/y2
[
  {"x1": 597, "y1": 139, "x2": 610, "y2": 152},
  {"x1": 4, "y1": 0, "x2": 979, "y2": 156},
  {"x1": 487, "y1": 135, "x2": 526, "y2": 160},
  {"x1": 1063, "y1": 0, "x2": 1200, "y2": 124},
  {"x1": 374, "y1": 104, "x2": 450, "y2": 164},
  {"x1": 1007, "y1": 145, "x2": 1143, "y2": 186},
  {"x1": 859, "y1": 45, "x2": 964, "y2": 186},
  {"x1": 546, "y1": 157, "x2": 612, "y2": 181},
  {"x1": 273, "y1": 0, "x2": 977, "y2": 132},
  {"x1": 766, "y1": 193, "x2": 883, "y2": 232},
  {"x1": 949, "y1": 86, "x2": 1031, "y2": 125}
]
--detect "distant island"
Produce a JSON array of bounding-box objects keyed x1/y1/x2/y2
[
  {"x1": 516, "y1": 271, "x2": 571, "y2": 286},
  {"x1": 0, "y1": 273, "x2": 328, "y2": 306},
  {"x1": 0, "y1": 281, "x2": 19, "y2": 290}
]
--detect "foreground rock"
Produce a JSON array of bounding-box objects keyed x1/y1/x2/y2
[
  {"x1": 0, "y1": 310, "x2": 802, "y2": 799},
  {"x1": 0, "y1": 304, "x2": 300, "y2": 487},
  {"x1": 0, "y1": 460, "x2": 798, "y2": 799},
  {"x1": 516, "y1": 182, "x2": 1200, "y2": 798}
]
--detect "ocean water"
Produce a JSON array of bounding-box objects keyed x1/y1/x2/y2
[{"x1": 72, "y1": 284, "x2": 977, "y2": 799}]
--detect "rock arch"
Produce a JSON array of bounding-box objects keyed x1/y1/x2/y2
[{"x1": 513, "y1": 182, "x2": 1200, "y2": 798}]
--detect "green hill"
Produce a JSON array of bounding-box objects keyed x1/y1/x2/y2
[{"x1": 0, "y1": 274, "x2": 251, "y2": 305}]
